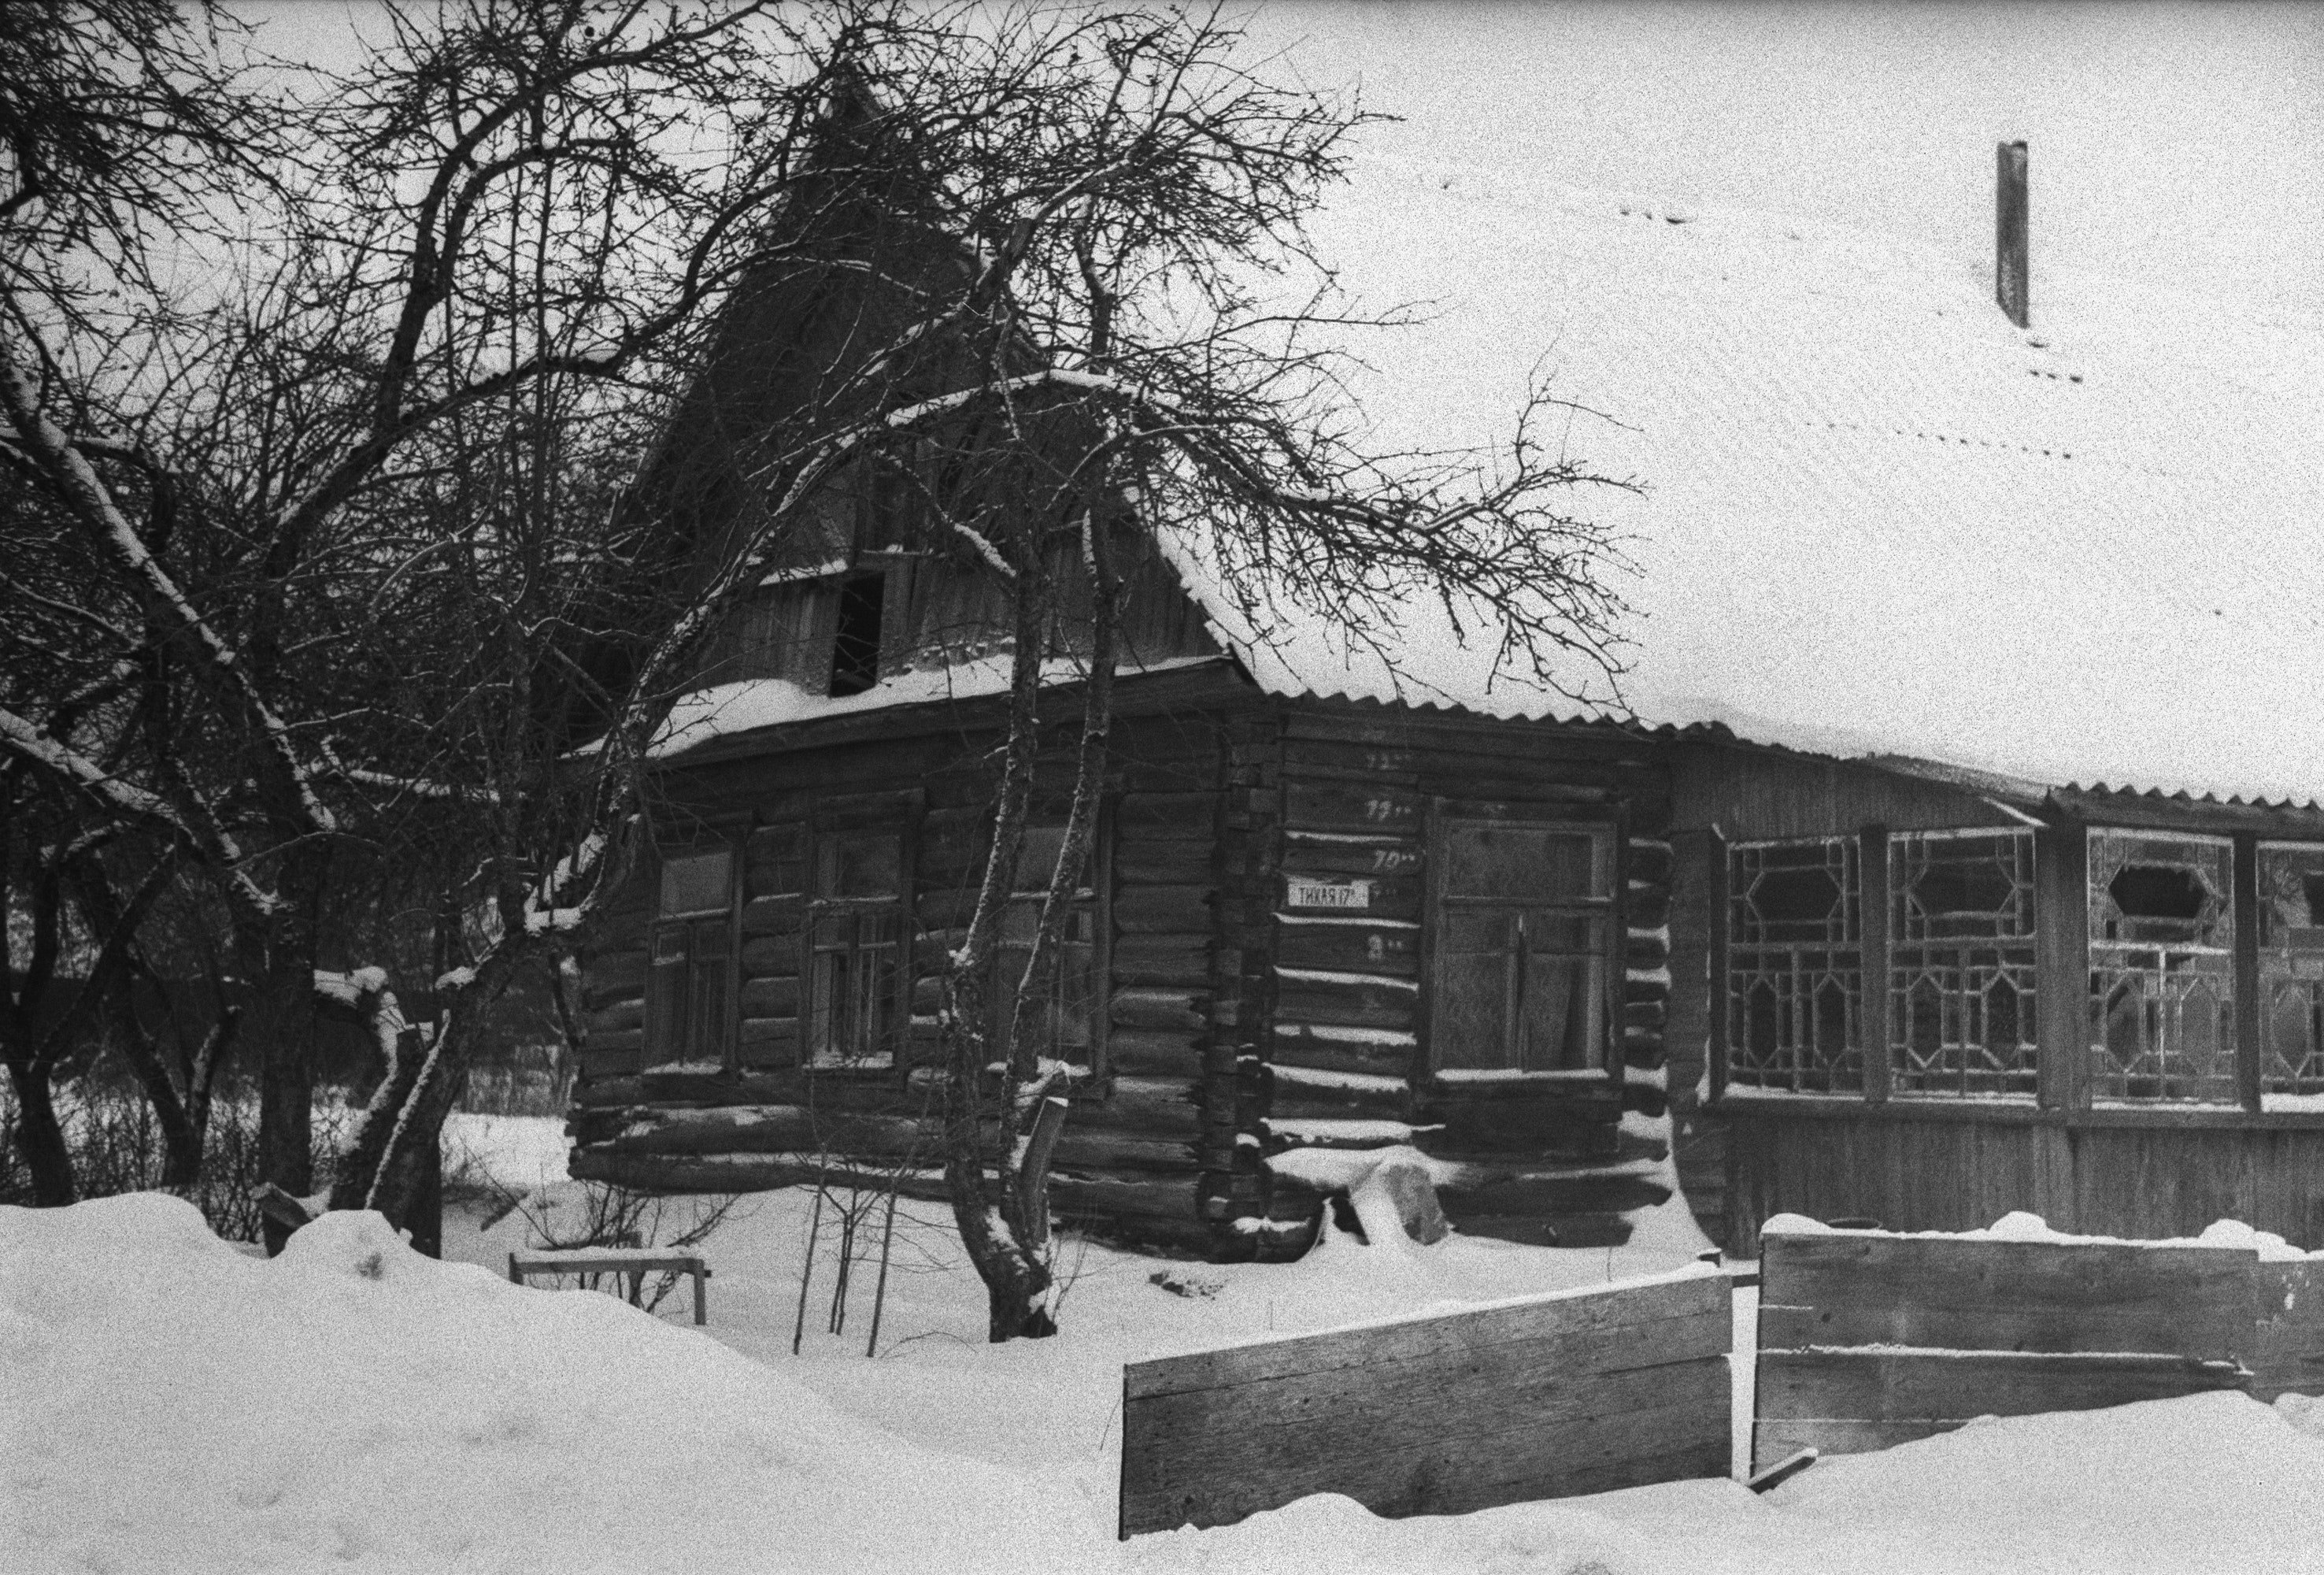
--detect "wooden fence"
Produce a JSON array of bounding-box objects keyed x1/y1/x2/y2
[
  {"x1": 1753, "y1": 1224, "x2": 2324, "y2": 1473},
  {"x1": 1119, "y1": 1265, "x2": 1731, "y2": 1538}
]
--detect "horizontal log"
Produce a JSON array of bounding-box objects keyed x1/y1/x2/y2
[
  {"x1": 1263, "y1": 1065, "x2": 1412, "y2": 1122},
  {"x1": 745, "y1": 858, "x2": 803, "y2": 900},
  {"x1": 1271, "y1": 1033, "x2": 1419, "y2": 1080},
  {"x1": 1115, "y1": 790, "x2": 1219, "y2": 837},
  {"x1": 1283, "y1": 780, "x2": 1420, "y2": 834},
  {"x1": 1108, "y1": 1025, "x2": 1206, "y2": 1077},
  {"x1": 1112, "y1": 987, "x2": 1207, "y2": 1033},
  {"x1": 588, "y1": 999, "x2": 645, "y2": 1036},
  {"x1": 738, "y1": 936, "x2": 798, "y2": 977},
  {"x1": 738, "y1": 976, "x2": 800, "y2": 1020},
  {"x1": 1279, "y1": 839, "x2": 1424, "y2": 879},
  {"x1": 1626, "y1": 840, "x2": 1674, "y2": 884},
  {"x1": 1113, "y1": 843, "x2": 1216, "y2": 885},
  {"x1": 1113, "y1": 884, "x2": 1215, "y2": 932},
  {"x1": 1110, "y1": 933, "x2": 1212, "y2": 988},
  {"x1": 1275, "y1": 921, "x2": 1422, "y2": 977},
  {"x1": 1274, "y1": 980, "x2": 1416, "y2": 1031},
  {"x1": 742, "y1": 895, "x2": 803, "y2": 937},
  {"x1": 583, "y1": 949, "x2": 647, "y2": 1005}
]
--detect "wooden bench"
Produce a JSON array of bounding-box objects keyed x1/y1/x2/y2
[{"x1": 507, "y1": 1247, "x2": 711, "y2": 1325}]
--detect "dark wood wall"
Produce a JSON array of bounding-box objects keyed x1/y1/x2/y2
[
  {"x1": 1669, "y1": 743, "x2": 2023, "y2": 840},
  {"x1": 571, "y1": 684, "x2": 1704, "y2": 1258},
  {"x1": 1725, "y1": 1102, "x2": 2324, "y2": 1254},
  {"x1": 1242, "y1": 702, "x2": 1679, "y2": 1252},
  {"x1": 568, "y1": 673, "x2": 1249, "y2": 1252}
]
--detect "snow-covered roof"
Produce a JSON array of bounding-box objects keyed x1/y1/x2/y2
[{"x1": 1179, "y1": 156, "x2": 2324, "y2": 806}]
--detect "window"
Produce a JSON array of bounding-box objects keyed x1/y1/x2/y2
[
  {"x1": 808, "y1": 829, "x2": 905, "y2": 1068},
  {"x1": 1889, "y1": 830, "x2": 2038, "y2": 1096},
  {"x1": 2086, "y1": 831, "x2": 2235, "y2": 1102},
  {"x1": 828, "y1": 574, "x2": 885, "y2": 697},
  {"x1": 647, "y1": 849, "x2": 735, "y2": 1067},
  {"x1": 992, "y1": 825, "x2": 1098, "y2": 1065},
  {"x1": 2258, "y1": 843, "x2": 2324, "y2": 1096},
  {"x1": 1430, "y1": 821, "x2": 1612, "y2": 1073},
  {"x1": 1727, "y1": 839, "x2": 1863, "y2": 1093}
]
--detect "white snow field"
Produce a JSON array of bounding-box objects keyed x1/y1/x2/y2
[{"x1": 9, "y1": 1186, "x2": 2324, "y2": 1574}]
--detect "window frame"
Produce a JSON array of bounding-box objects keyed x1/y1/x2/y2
[
  {"x1": 1887, "y1": 826, "x2": 2041, "y2": 1100},
  {"x1": 987, "y1": 813, "x2": 1110, "y2": 1077},
  {"x1": 1423, "y1": 814, "x2": 1619, "y2": 1079},
  {"x1": 2081, "y1": 828, "x2": 2238, "y2": 1106},
  {"x1": 645, "y1": 840, "x2": 742, "y2": 1071},
  {"x1": 1723, "y1": 834, "x2": 1868, "y2": 1095}
]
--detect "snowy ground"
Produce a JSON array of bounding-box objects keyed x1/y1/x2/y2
[{"x1": 7, "y1": 1121, "x2": 2324, "y2": 1573}]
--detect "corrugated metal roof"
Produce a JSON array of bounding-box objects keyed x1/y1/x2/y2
[{"x1": 1164, "y1": 156, "x2": 2324, "y2": 809}]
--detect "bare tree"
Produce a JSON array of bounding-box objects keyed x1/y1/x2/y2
[{"x1": 2, "y1": 2, "x2": 1629, "y2": 1342}]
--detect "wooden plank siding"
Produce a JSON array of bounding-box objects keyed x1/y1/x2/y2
[
  {"x1": 1723, "y1": 1099, "x2": 2324, "y2": 1256},
  {"x1": 1119, "y1": 1267, "x2": 1731, "y2": 1536}
]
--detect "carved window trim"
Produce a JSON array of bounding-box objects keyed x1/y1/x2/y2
[
  {"x1": 1725, "y1": 836, "x2": 1864, "y2": 1094},
  {"x1": 1887, "y1": 828, "x2": 2040, "y2": 1099}
]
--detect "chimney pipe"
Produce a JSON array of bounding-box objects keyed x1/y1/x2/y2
[{"x1": 1996, "y1": 140, "x2": 2029, "y2": 328}]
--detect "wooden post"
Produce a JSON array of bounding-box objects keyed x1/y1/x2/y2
[
  {"x1": 2035, "y1": 821, "x2": 2089, "y2": 1112},
  {"x1": 1860, "y1": 826, "x2": 1891, "y2": 1103},
  {"x1": 691, "y1": 1262, "x2": 709, "y2": 1326},
  {"x1": 1707, "y1": 829, "x2": 1730, "y2": 1104},
  {"x1": 1996, "y1": 140, "x2": 2030, "y2": 328},
  {"x1": 2233, "y1": 833, "x2": 2263, "y2": 1114}
]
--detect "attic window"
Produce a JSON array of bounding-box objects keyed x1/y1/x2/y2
[{"x1": 829, "y1": 573, "x2": 884, "y2": 697}]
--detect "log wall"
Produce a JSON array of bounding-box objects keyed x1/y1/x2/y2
[
  {"x1": 573, "y1": 683, "x2": 1695, "y2": 1258},
  {"x1": 571, "y1": 678, "x2": 1246, "y2": 1253},
  {"x1": 1244, "y1": 702, "x2": 1678, "y2": 1252}
]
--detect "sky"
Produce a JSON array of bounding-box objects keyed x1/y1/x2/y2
[
  {"x1": 1237, "y1": 0, "x2": 2322, "y2": 314},
  {"x1": 242, "y1": 1, "x2": 2323, "y2": 311}
]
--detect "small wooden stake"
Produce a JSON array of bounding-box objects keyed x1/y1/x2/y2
[
  {"x1": 1748, "y1": 1447, "x2": 1818, "y2": 1494},
  {"x1": 864, "y1": 1184, "x2": 901, "y2": 1359},
  {"x1": 792, "y1": 1184, "x2": 825, "y2": 1356}
]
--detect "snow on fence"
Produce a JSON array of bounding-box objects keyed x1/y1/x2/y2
[
  {"x1": 1117, "y1": 1263, "x2": 1731, "y2": 1538},
  {"x1": 1752, "y1": 1217, "x2": 2324, "y2": 1474}
]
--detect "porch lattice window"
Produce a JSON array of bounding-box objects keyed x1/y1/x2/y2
[
  {"x1": 1889, "y1": 829, "x2": 2038, "y2": 1096},
  {"x1": 2258, "y1": 842, "x2": 2324, "y2": 1096},
  {"x1": 1727, "y1": 838, "x2": 1863, "y2": 1093},
  {"x1": 2086, "y1": 831, "x2": 2235, "y2": 1102}
]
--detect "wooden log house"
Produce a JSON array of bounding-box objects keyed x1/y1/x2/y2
[{"x1": 570, "y1": 128, "x2": 2324, "y2": 1259}]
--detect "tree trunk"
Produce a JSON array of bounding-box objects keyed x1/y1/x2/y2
[
  {"x1": 5, "y1": 1059, "x2": 76, "y2": 1206},
  {"x1": 251, "y1": 965, "x2": 316, "y2": 1254}
]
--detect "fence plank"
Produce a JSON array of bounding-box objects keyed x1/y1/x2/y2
[
  {"x1": 1756, "y1": 1232, "x2": 2255, "y2": 1358},
  {"x1": 2252, "y1": 1260, "x2": 2324, "y2": 1403},
  {"x1": 1758, "y1": 1347, "x2": 2249, "y2": 1424},
  {"x1": 1752, "y1": 1228, "x2": 2271, "y2": 1474},
  {"x1": 1120, "y1": 1269, "x2": 1730, "y2": 1536}
]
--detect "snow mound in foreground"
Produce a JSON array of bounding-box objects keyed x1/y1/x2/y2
[
  {"x1": 0, "y1": 1195, "x2": 1097, "y2": 1575},
  {"x1": 9, "y1": 1195, "x2": 2324, "y2": 1574}
]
